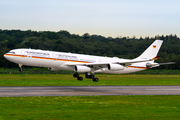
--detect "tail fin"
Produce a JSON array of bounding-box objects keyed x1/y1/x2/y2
[{"x1": 135, "y1": 40, "x2": 163, "y2": 60}]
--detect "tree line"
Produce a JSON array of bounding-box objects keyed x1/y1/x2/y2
[{"x1": 0, "y1": 29, "x2": 179, "y2": 69}]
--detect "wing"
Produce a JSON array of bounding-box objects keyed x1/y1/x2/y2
[{"x1": 64, "y1": 58, "x2": 152, "y2": 68}]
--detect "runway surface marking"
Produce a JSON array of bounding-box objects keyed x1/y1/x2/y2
[
  {"x1": 146, "y1": 89, "x2": 180, "y2": 91},
  {"x1": 0, "y1": 86, "x2": 180, "y2": 97}
]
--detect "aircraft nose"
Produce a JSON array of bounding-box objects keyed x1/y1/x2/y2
[
  {"x1": 4, "y1": 53, "x2": 7, "y2": 58},
  {"x1": 4, "y1": 53, "x2": 9, "y2": 59}
]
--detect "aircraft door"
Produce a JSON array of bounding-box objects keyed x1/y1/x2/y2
[
  {"x1": 21, "y1": 51, "x2": 27, "y2": 58},
  {"x1": 50, "y1": 53, "x2": 58, "y2": 67},
  {"x1": 52, "y1": 53, "x2": 57, "y2": 60},
  {"x1": 27, "y1": 51, "x2": 32, "y2": 58}
]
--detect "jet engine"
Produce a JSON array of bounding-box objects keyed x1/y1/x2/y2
[
  {"x1": 107, "y1": 64, "x2": 124, "y2": 71},
  {"x1": 74, "y1": 66, "x2": 91, "y2": 73},
  {"x1": 146, "y1": 63, "x2": 152, "y2": 68},
  {"x1": 48, "y1": 67, "x2": 59, "y2": 71}
]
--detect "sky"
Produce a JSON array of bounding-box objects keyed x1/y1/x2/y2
[{"x1": 1, "y1": 0, "x2": 180, "y2": 38}]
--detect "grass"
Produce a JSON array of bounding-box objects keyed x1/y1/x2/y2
[
  {"x1": 0, "y1": 95, "x2": 180, "y2": 120},
  {"x1": 0, "y1": 74, "x2": 180, "y2": 120},
  {"x1": 1, "y1": 68, "x2": 180, "y2": 75},
  {"x1": 0, "y1": 74, "x2": 180, "y2": 86}
]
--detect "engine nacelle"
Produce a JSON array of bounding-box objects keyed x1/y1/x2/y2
[
  {"x1": 107, "y1": 64, "x2": 124, "y2": 71},
  {"x1": 74, "y1": 66, "x2": 91, "y2": 73},
  {"x1": 146, "y1": 63, "x2": 152, "y2": 68},
  {"x1": 48, "y1": 67, "x2": 59, "y2": 71}
]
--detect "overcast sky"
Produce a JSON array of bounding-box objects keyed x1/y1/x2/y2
[{"x1": 1, "y1": 0, "x2": 180, "y2": 38}]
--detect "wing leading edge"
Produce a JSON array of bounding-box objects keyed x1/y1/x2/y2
[{"x1": 64, "y1": 58, "x2": 153, "y2": 67}]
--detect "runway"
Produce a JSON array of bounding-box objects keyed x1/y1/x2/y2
[{"x1": 1, "y1": 86, "x2": 180, "y2": 97}]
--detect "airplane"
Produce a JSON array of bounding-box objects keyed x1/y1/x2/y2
[{"x1": 4, "y1": 40, "x2": 174, "y2": 82}]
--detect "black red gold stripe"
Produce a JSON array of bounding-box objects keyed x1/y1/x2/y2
[
  {"x1": 4, "y1": 54, "x2": 90, "y2": 63},
  {"x1": 128, "y1": 66, "x2": 148, "y2": 69}
]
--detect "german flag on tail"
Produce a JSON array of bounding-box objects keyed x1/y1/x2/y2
[{"x1": 152, "y1": 56, "x2": 159, "y2": 60}]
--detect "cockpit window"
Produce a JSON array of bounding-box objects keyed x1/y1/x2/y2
[{"x1": 8, "y1": 52, "x2": 15, "y2": 54}]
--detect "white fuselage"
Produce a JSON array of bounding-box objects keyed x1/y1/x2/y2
[{"x1": 4, "y1": 48, "x2": 149, "y2": 74}]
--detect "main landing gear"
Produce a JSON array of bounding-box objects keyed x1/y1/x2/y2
[
  {"x1": 19, "y1": 64, "x2": 23, "y2": 72},
  {"x1": 73, "y1": 73, "x2": 99, "y2": 82},
  {"x1": 73, "y1": 73, "x2": 83, "y2": 81},
  {"x1": 86, "y1": 73, "x2": 99, "y2": 82}
]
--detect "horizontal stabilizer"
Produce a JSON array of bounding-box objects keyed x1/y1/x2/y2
[
  {"x1": 147, "y1": 62, "x2": 176, "y2": 68},
  {"x1": 159, "y1": 62, "x2": 176, "y2": 65}
]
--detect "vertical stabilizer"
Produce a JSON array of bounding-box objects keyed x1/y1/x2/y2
[{"x1": 135, "y1": 40, "x2": 163, "y2": 60}]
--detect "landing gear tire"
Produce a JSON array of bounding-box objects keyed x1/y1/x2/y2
[
  {"x1": 73, "y1": 73, "x2": 79, "y2": 78},
  {"x1": 73, "y1": 73, "x2": 83, "y2": 81},
  {"x1": 85, "y1": 75, "x2": 93, "y2": 78},
  {"x1": 93, "y1": 78, "x2": 99, "y2": 82},
  {"x1": 77, "y1": 77, "x2": 83, "y2": 81}
]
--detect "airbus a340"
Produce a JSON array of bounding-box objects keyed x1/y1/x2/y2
[{"x1": 4, "y1": 40, "x2": 174, "y2": 82}]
